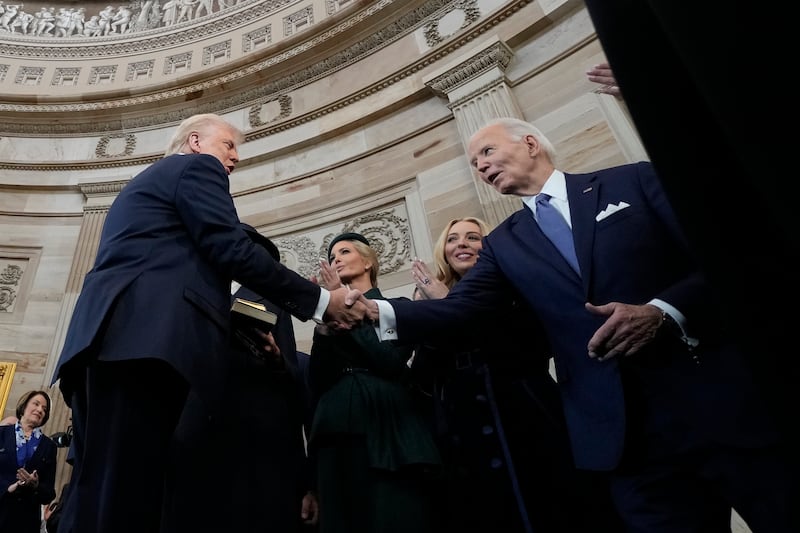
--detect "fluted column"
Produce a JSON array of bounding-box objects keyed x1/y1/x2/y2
[
  {"x1": 424, "y1": 36, "x2": 524, "y2": 227},
  {"x1": 43, "y1": 178, "x2": 128, "y2": 496}
]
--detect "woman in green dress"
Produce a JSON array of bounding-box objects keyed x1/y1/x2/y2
[{"x1": 308, "y1": 232, "x2": 441, "y2": 533}]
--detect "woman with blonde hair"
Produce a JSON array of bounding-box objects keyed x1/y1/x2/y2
[
  {"x1": 410, "y1": 217, "x2": 621, "y2": 532},
  {"x1": 308, "y1": 232, "x2": 440, "y2": 533}
]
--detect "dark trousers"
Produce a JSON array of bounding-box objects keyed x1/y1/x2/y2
[
  {"x1": 609, "y1": 443, "x2": 799, "y2": 533},
  {"x1": 57, "y1": 359, "x2": 188, "y2": 533}
]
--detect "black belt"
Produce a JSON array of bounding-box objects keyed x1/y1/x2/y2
[{"x1": 342, "y1": 367, "x2": 370, "y2": 375}]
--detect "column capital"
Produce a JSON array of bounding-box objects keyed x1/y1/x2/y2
[
  {"x1": 424, "y1": 36, "x2": 513, "y2": 100},
  {"x1": 78, "y1": 178, "x2": 129, "y2": 210}
]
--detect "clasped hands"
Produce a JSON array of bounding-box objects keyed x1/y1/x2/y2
[
  {"x1": 313, "y1": 259, "x2": 379, "y2": 332},
  {"x1": 8, "y1": 467, "x2": 38, "y2": 493}
]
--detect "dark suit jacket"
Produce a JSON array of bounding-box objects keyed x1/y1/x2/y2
[
  {"x1": 582, "y1": 1, "x2": 798, "y2": 439},
  {"x1": 53, "y1": 153, "x2": 321, "y2": 407},
  {"x1": 230, "y1": 286, "x2": 313, "y2": 531},
  {"x1": 0, "y1": 425, "x2": 57, "y2": 531},
  {"x1": 389, "y1": 161, "x2": 776, "y2": 471}
]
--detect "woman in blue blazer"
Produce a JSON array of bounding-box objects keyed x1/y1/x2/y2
[{"x1": 0, "y1": 390, "x2": 57, "y2": 533}]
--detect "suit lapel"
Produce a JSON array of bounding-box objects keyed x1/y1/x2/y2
[{"x1": 566, "y1": 173, "x2": 601, "y2": 294}]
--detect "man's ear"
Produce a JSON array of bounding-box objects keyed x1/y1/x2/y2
[
  {"x1": 188, "y1": 132, "x2": 200, "y2": 152},
  {"x1": 523, "y1": 133, "x2": 539, "y2": 156}
]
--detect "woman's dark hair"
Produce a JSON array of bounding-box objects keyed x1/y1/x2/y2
[{"x1": 15, "y1": 390, "x2": 52, "y2": 427}]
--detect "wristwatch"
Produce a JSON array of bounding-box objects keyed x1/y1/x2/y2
[{"x1": 659, "y1": 310, "x2": 682, "y2": 338}]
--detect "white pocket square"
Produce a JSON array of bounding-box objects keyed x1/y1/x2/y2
[{"x1": 595, "y1": 201, "x2": 630, "y2": 222}]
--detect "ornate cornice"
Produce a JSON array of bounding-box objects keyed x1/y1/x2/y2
[
  {"x1": 0, "y1": 154, "x2": 159, "y2": 171},
  {"x1": 0, "y1": 0, "x2": 283, "y2": 58},
  {"x1": 425, "y1": 39, "x2": 513, "y2": 97},
  {"x1": 0, "y1": 0, "x2": 532, "y2": 142},
  {"x1": 78, "y1": 179, "x2": 129, "y2": 196},
  {"x1": 0, "y1": 0, "x2": 451, "y2": 134}
]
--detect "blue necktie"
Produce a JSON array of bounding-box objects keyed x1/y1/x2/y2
[{"x1": 535, "y1": 193, "x2": 580, "y2": 275}]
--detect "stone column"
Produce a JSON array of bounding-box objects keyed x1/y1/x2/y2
[
  {"x1": 43, "y1": 178, "x2": 127, "y2": 497},
  {"x1": 424, "y1": 36, "x2": 524, "y2": 227}
]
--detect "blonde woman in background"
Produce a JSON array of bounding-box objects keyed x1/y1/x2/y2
[
  {"x1": 308, "y1": 232, "x2": 441, "y2": 533},
  {"x1": 410, "y1": 217, "x2": 621, "y2": 533}
]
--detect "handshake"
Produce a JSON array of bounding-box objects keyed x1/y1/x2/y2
[{"x1": 322, "y1": 286, "x2": 380, "y2": 330}]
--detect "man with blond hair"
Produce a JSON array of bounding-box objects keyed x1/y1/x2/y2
[{"x1": 52, "y1": 114, "x2": 365, "y2": 533}]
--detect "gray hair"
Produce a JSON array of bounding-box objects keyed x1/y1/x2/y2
[{"x1": 477, "y1": 117, "x2": 557, "y2": 164}]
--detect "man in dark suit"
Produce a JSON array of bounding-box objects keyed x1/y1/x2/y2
[
  {"x1": 51, "y1": 113, "x2": 365, "y2": 533},
  {"x1": 362, "y1": 117, "x2": 795, "y2": 532},
  {"x1": 581, "y1": 1, "x2": 798, "y2": 452}
]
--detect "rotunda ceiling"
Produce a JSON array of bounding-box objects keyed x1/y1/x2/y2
[{"x1": 0, "y1": 0, "x2": 452, "y2": 135}]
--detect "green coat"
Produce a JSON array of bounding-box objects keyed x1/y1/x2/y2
[{"x1": 308, "y1": 287, "x2": 441, "y2": 471}]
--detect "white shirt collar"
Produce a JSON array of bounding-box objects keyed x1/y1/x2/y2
[{"x1": 522, "y1": 169, "x2": 567, "y2": 214}]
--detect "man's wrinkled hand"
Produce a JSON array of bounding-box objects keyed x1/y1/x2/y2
[{"x1": 585, "y1": 301, "x2": 661, "y2": 360}]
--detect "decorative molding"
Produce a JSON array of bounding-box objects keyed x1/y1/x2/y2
[
  {"x1": 125, "y1": 59, "x2": 154, "y2": 81},
  {"x1": 248, "y1": 94, "x2": 292, "y2": 127},
  {"x1": 0, "y1": 0, "x2": 449, "y2": 122},
  {"x1": 0, "y1": 0, "x2": 285, "y2": 51},
  {"x1": 425, "y1": 39, "x2": 513, "y2": 97},
  {"x1": 0, "y1": 264, "x2": 23, "y2": 312},
  {"x1": 78, "y1": 179, "x2": 129, "y2": 196},
  {"x1": 13, "y1": 65, "x2": 45, "y2": 85},
  {"x1": 88, "y1": 65, "x2": 118, "y2": 85},
  {"x1": 163, "y1": 51, "x2": 193, "y2": 75},
  {"x1": 51, "y1": 67, "x2": 82, "y2": 86},
  {"x1": 202, "y1": 40, "x2": 231, "y2": 66},
  {"x1": 0, "y1": 0, "x2": 314, "y2": 59},
  {"x1": 422, "y1": 0, "x2": 480, "y2": 48},
  {"x1": 242, "y1": 25, "x2": 272, "y2": 53},
  {"x1": 271, "y1": 206, "x2": 411, "y2": 280},
  {"x1": 0, "y1": 154, "x2": 160, "y2": 171},
  {"x1": 95, "y1": 134, "x2": 138, "y2": 158},
  {"x1": 0, "y1": 0, "x2": 532, "y2": 139},
  {"x1": 0, "y1": 247, "x2": 42, "y2": 325}
]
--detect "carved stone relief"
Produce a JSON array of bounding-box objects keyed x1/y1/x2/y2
[
  {"x1": 0, "y1": 0, "x2": 292, "y2": 38},
  {"x1": 422, "y1": 0, "x2": 480, "y2": 48},
  {"x1": 283, "y1": 4, "x2": 313, "y2": 37},
  {"x1": 88, "y1": 64, "x2": 117, "y2": 84},
  {"x1": 0, "y1": 247, "x2": 41, "y2": 325},
  {"x1": 52, "y1": 66, "x2": 81, "y2": 85},
  {"x1": 242, "y1": 24, "x2": 271, "y2": 53},
  {"x1": 202, "y1": 39, "x2": 230, "y2": 66},
  {"x1": 95, "y1": 133, "x2": 137, "y2": 157},
  {"x1": 164, "y1": 51, "x2": 192, "y2": 74},
  {"x1": 14, "y1": 65, "x2": 44, "y2": 85},
  {"x1": 0, "y1": 263, "x2": 23, "y2": 312},
  {"x1": 269, "y1": 205, "x2": 412, "y2": 281},
  {"x1": 248, "y1": 94, "x2": 291, "y2": 128},
  {"x1": 125, "y1": 58, "x2": 154, "y2": 81}
]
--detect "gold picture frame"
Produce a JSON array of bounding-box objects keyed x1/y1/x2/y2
[{"x1": 0, "y1": 362, "x2": 16, "y2": 416}]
